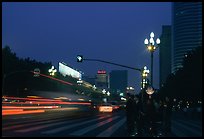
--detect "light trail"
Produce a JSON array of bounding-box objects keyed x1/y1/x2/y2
[
  {"x1": 2, "y1": 109, "x2": 45, "y2": 116},
  {"x1": 2, "y1": 96, "x2": 91, "y2": 116},
  {"x1": 30, "y1": 71, "x2": 73, "y2": 86},
  {"x1": 2, "y1": 96, "x2": 92, "y2": 105},
  {"x1": 3, "y1": 96, "x2": 62, "y2": 102},
  {"x1": 2, "y1": 106, "x2": 60, "y2": 109},
  {"x1": 2, "y1": 101, "x2": 91, "y2": 105}
]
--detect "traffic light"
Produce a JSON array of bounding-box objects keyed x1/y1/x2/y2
[{"x1": 77, "y1": 55, "x2": 83, "y2": 62}]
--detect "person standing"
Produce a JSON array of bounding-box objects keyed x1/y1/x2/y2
[
  {"x1": 133, "y1": 95, "x2": 143, "y2": 136},
  {"x1": 145, "y1": 98, "x2": 157, "y2": 136},
  {"x1": 126, "y1": 94, "x2": 135, "y2": 136},
  {"x1": 163, "y1": 96, "x2": 173, "y2": 135}
]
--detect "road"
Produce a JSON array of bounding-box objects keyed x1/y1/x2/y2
[{"x1": 2, "y1": 109, "x2": 202, "y2": 137}]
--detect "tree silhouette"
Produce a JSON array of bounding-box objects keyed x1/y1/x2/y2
[
  {"x1": 2, "y1": 46, "x2": 103, "y2": 101},
  {"x1": 159, "y1": 46, "x2": 202, "y2": 102}
]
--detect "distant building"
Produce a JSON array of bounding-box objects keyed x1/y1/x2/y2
[
  {"x1": 159, "y1": 25, "x2": 172, "y2": 88},
  {"x1": 109, "y1": 70, "x2": 128, "y2": 94},
  {"x1": 95, "y1": 70, "x2": 109, "y2": 90},
  {"x1": 82, "y1": 76, "x2": 96, "y2": 86},
  {"x1": 172, "y1": 2, "x2": 202, "y2": 73}
]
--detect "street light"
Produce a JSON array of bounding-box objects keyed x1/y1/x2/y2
[
  {"x1": 48, "y1": 66, "x2": 57, "y2": 76},
  {"x1": 144, "y1": 32, "x2": 160, "y2": 87},
  {"x1": 102, "y1": 89, "x2": 106, "y2": 94},
  {"x1": 146, "y1": 86, "x2": 154, "y2": 99},
  {"x1": 141, "y1": 66, "x2": 149, "y2": 89},
  {"x1": 77, "y1": 55, "x2": 83, "y2": 62},
  {"x1": 107, "y1": 91, "x2": 110, "y2": 96},
  {"x1": 141, "y1": 66, "x2": 150, "y2": 106}
]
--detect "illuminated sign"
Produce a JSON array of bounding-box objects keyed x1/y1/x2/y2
[
  {"x1": 97, "y1": 70, "x2": 106, "y2": 74},
  {"x1": 33, "y1": 68, "x2": 40, "y2": 77},
  {"x1": 59, "y1": 62, "x2": 82, "y2": 79}
]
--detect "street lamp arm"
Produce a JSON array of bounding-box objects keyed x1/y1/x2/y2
[{"x1": 83, "y1": 58, "x2": 142, "y2": 72}]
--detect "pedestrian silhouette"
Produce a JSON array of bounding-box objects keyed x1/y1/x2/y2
[
  {"x1": 126, "y1": 94, "x2": 135, "y2": 136},
  {"x1": 162, "y1": 96, "x2": 172, "y2": 135},
  {"x1": 133, "y1": 95, "x2": 143, "y2": 136},
  {"x1": 144, "y1": 97, "x2": 158, "y2": 136}
]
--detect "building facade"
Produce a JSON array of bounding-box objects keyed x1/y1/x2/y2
[
  {"x1": 95, "y1": 70, "x2": 109, "y2": 90},
  {"x1": 159, "y1": 25, "x2": 172, "y2": 88},
  {"x1": 109, "y1": 70, "x2": 128, "y2": 94},
  {"x1": 172, "y1": 2, "x2": 202, "y2": 73}
]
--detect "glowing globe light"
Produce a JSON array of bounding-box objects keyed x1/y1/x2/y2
[
  {"x1": 146, "y1": 86, "x2": 154, "y2": 95},
  {"x1": 156, "y1": 38, "x2": 160, "y2": 44},
  {"x1": 144, "y1": 38, "x2": 148, "y2": 45},
  {"x1": 150, "y1": 32, "x2": 154, "y2": 38}
]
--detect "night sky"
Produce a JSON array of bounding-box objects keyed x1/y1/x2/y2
[{"x1": 2, "y1": 2, "x2": 172, "y2": 93}]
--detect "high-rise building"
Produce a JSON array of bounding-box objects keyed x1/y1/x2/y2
[
  {"x1": 172, "y1": 2, "x2": 202, "y2": 73},
  {"x1": 95, "y1": 70, "x2": 109, "y2": 90},
  {"x1": 159, "y1": 25, "x2": 172, "y2": 88},
  {"x1": 109, "y1": 70, "x2": 128, "y2": 94}
]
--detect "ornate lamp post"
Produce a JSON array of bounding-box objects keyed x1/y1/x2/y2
[{"x1": 144, "y1": 32, "x2": 160, "y2": 87}]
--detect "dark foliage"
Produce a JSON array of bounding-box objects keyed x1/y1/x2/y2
[{"x1": 159, "y1": 46, "x2": 202, "y2": 102}]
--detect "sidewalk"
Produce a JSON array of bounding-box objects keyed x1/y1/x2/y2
[{"x1": 172, "y1": 110, "x2": 202, "y2": 121}]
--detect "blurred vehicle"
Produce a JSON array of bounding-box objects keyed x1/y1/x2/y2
[
  {"x1": 109, "y1": 101, "x2": 120, "y2": 111},
  {"x1": 98, "y1": 103, "x2": 113, "y2": 112}
]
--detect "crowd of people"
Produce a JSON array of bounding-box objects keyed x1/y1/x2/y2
[{"x1": 126, "y1": 91, "x2": 173, "y2": 137}]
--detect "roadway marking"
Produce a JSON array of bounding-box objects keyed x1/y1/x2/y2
[
  {"x1": 3, "y1": 118, "x2": 65, "y2": 131},
  {"x1": 69, "y1": 116, "x2": 119, "y2": 136},
  {"x1": 14, "y1": 116, "x2": 92, "y2": 133},
  {"x1": 10, "y1": 119, "x2": 69, "y2": 132},
  {"x1": 97, "y1": 117, "x2": 126, "y2": 137},
  {"x1": 175, "y1": 119, "x2": 202, "y2": 129},
  {"x1": 42, "y1": 115, "x2": 111, "y2": 134},
  {"x1": 171, "y1": 125, "x2": 186, "y2": 137},
  {"x1": 2, "y1": 113, "x2": 69, "y2": 127},
  {"x1": 172, "y1": 121, "x2": 202, "y2": 137},
  {"x1": 11, "y1": 116, "x2": 33, "y2": 119}
]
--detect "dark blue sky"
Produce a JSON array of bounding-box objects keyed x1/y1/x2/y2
[{"x1": 2, "y1": 2, "x2": 172, "y2": 93}]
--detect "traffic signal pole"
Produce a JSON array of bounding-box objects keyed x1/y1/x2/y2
[
  {"x1": 83, "y1": 58, "x2": 142, "y2": 72},
  {"x1": 82, "y1": 58, "x2": 144, "y2": 102},
  {"x1": 77, "y1": 56, "x2": 148, "y2": 110}
]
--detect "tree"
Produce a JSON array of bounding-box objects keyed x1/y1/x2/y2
[
  {"x1": 2, "y1": 46, "x2": 53, "y2": 96},
  {"x1": 159, "y1": 46, "x2": 202, "y2": 101}
]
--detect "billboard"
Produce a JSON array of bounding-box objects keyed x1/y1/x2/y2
[
  {"x1": 97, "y1": 70, "x2": 106, "y2": 74},
  {"x1": 59, "y1": 62, "x2": 82, "y2": 79},
  {"x1": 96, "y1": 70, "x2": 107, "y2": 83}
]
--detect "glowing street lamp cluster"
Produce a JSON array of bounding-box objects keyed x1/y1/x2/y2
[
  {"x1": 141, "y1": 66, "x2": 150, "y2": 89},
  {"x1": 48, "y1": 66, "x2": 57, "y2": 76},
  {"x1": 142, "y1": 66, "x2": 150, "y2": 77},
  {"x1": 144, "y1": 32, "x2": 160, "y2": 51}
]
